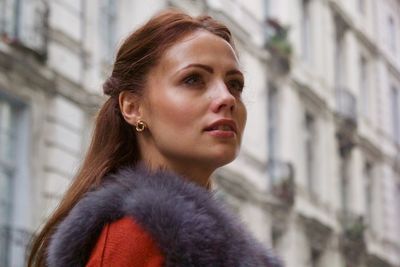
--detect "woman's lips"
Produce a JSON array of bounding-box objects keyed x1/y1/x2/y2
[
  {"x1": 204, "y1": 119, "x2": 237, "y2": 138},
  {"x1": 204, "y1": 119, "x2": 237, "y2": 134},
  {"x1": 206, "y1": 129, "x2": 235, "y2": 138}
]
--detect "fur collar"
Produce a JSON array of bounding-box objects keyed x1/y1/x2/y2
[{"x1": 47, "y1": 166, "x2": 283, "y2": 267}]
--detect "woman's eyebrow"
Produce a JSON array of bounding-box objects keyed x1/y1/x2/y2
[
  {"x1": 226, "y1": 69, "x2": 244, "y2": 77},
  {"x1": 181, "y1": 63, "x2": 243, "y2": 77},
  {"x1": 181, "y1": 63, "x2": 213, "y2": 73}
]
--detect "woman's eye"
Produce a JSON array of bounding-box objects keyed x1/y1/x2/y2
[
  {"x1": 183, "y1": 74, "x2": 203, "y2": 86},
  {"x1": 228, "y1": 79, "x2": 244, "y2": 94}
]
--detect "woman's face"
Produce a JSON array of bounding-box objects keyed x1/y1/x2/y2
[{"x1": 137, "y1": 30, "x2": 246, "y2": 176}]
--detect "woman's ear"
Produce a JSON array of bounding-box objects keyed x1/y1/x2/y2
[{"x1": 119, "y1": 91, "x2": 143, "y2": 126}]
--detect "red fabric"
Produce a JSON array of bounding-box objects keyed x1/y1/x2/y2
[{"x1": 86, "y1": 217, "x2": 164, "y2": 267}]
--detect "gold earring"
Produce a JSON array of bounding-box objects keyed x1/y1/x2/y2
[{"x1": 136, "y1": 120, "x2": 146, "y2": 132}]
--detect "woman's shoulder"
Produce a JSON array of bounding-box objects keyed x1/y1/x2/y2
[
  {"x1": 86, "y1": 216, "x2": 164, "y2": 267},
  {"x1": 45, "y1": 167, "x2": 144, "y2": 267},
  {"x1": 46, "y1": 166, "x2": 194, "y2": 266},
  {"x1": 47, "y1": 166, "x2": 283, "y2": 267}
]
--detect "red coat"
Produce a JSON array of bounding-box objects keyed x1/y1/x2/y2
[
  {"x1": 86, "y1": 217, "x2": 164, "y2": 267},
  {"x1": 47, "y1": 167, "x2": 283, "y2": 267}
]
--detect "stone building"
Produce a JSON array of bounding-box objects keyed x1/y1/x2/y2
[{"x1": 0, "y1": 0, "x2": 399, "y2": 266}]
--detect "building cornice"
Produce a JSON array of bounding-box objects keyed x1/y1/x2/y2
[
  {"x1": 0, "y1": 48, "x2": 102, "y2": 111},
  {"x1": 328, "y1": 0, "x2": 400, "y2": 78}
]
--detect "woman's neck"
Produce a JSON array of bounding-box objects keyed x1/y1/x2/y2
[{"x1": 139, "y1": 158, "x2": 213, "y2": 189}]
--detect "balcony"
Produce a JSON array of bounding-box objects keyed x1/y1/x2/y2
[
  {"x1": 267, "y1": 159, "x2": 295, "y2": 206},
  {"x1": 335, "y1": 88, "x2": 358, "y2": 155},
  {"x1": 264, "y1": 18, "x2": 292, "y2": 75},
  {"x1": 335, "y1": 88, "x2": 357, "y2": 124},
  {"x1": 0, "y1": 0, "x2": 49, "y2": 59},
  {"x1": 339, "y1": 214, "x2": 367, "y2": 265},
  {"x1": 366, "y1": 253, "x2": 392, "y2": 267},
  {"x1": 300, "y1": 215, "x2": 333, "y2": 251}
]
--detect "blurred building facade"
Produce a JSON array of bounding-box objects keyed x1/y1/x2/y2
[{"x1": 0, "y1": 0, "x2": 399, "y2": 266}]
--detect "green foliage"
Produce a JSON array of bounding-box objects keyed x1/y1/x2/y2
[
  {"x1": 265, "y1": 19, "x2": 293, "y2": 58},
  {"x1": 344, "y1": 216, "x2": 367, "y2": 241}
]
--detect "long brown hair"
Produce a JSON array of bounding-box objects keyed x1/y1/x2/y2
[{"x1": 28, "y1": 9, "x2": 235, "y2": 267}]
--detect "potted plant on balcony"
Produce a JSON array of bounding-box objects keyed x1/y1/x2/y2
[
  {"x1": 344, "y1": 215, "x2": 366, "y2": 242},
  {"x1": 340, "y1": 215, "x2": 367, "y2": 264},
  {"x1": 265, "y1": 18, "x2": 292, "y2": 73}
]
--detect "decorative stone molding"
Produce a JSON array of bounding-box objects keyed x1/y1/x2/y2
[
  {"x1": 366, "y1": 254, "x2": 392, "y2": 267},
  {"x1": 299, "y1": 215, "x2": 333, "y2": 251}
]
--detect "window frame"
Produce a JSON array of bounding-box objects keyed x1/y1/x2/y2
[
  {"x1": 388, "y1": 15, "x2": 397, "y2": 53},
  {"x1": 304, "y1": 111, "x2": 317, "y2": 197},
  {"x1": 359, "y1": 54, "x2": 369, "y2": 118},
  {"x1": 99, "y1": 0, "x2": 118, "y2": 63},
  {"x1": 301, "y1": 0, "x2": 312, "y2": 64},
  {"x1": 0, "y1": 93, "x2": 31, "y2": 267},
  {"x1": 391, "y1": 85, "x2": 400, "y2": 145}
]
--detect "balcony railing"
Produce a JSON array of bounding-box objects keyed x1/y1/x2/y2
[
  {"x1": 267, "y1": 159, "x2": 295, "y2": 206},
  {"x1": 335, "y1": 88, "x2": 358, "y2": 125},
  {"x1": 335, "y1": 88, "x2": 358, "y2": 155},
  {"x1": 300, "y1": 215, "x2": 333, "y2": 251},
  {"x1": 339, "y1": 213, "x2": 367, "y2": 265},
  {"x1": 0, "y1": 0, "x2": 49, "y2": 58},
  {"x1": 264, "y1": 18, "x2": 292, "y2": 74}
]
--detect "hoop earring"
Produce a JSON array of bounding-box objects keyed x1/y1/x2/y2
[{"x1": 136, "y1": 120, "x2": 146, "y2": 132}]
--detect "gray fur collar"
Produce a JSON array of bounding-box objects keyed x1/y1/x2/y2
[{"x1": 47, "y1": 166, "x2": 283, "y2": 267}]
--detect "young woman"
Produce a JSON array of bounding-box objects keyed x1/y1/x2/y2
[{"x1": 28, "y1": 9, "x2": 283, "y2": 267}]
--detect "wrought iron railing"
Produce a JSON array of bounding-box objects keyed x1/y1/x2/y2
[
  {"x1": 267, "y1": 159, "x2": 295, "y2": 205},
  {"x1": 0, "y1": 0, "x2": 49, "y2": 58},
  {"x1": 339, "y1": 213, "x2": 367, "y2": 265},
  {"x1": 335, "y1": 88, "x2": 358, "y2": 124}
]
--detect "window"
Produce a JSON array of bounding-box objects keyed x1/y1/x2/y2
[
  {"x1": 364, "y1": 162, "x2": 374, "y2": 229},
  {"x1": 100, "y1": 0, "x2": 118, "y2": 62},
  {"x1": 301, "y1": 0, "x2": 312, "y2": 63},
  {"x1": 340, "y1": 153, "x2": 351, "y2": 214},
  {"x1": 304, "y1": 112, "x2": 317, "y2": 196},
  {"x1": 0, "y1": 0, "x2": 16, "y2": 38},
  {"x1": 359, "y1": 55, "x2": 369, "y2": 117},
  {"x1": 358, "y1": 0, "x2": 366, "y2": 14},
  {"x1": 267, "y1": 84, "x2": 280, "y2": 183},
  {"x1": 334, "y1": 16, "x2": 347, "y2": 88},
  {"x1": 0, "y1": 97, "x2": 18, "y2": 267},
  {"x1": 0, "y1": 0, "x2": 48, "y2": 54},
  {"x1": 391, "y1": 86, "x2": 400, "y2": 144},
  {"x1": 268, "y1": 84, "x2": 278, "y2": 160},
  {"x1": 388, "y1": 16, "x2": 396, "y2": 53},
  {"x1": 264, "y1": 0, "x2": 270, "y2": 19},
  {"x1": 0, "y1": 95, "x2": 30, "y2": 267},
  {"x1": 396, "y1": 182, "x2": 400, "y2": 238}
]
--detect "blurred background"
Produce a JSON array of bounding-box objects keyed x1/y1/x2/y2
[{"x1": 1, "y1": 0, "x2": 400, "y2": 266}]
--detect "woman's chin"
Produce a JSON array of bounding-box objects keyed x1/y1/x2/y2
[{"x1": 207, "y1": 149, "x2": 238, "y2": 168}]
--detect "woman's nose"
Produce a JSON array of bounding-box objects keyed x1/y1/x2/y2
[{"x1": 209, "y1": 81, "x2": 236, "y2": 113}]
